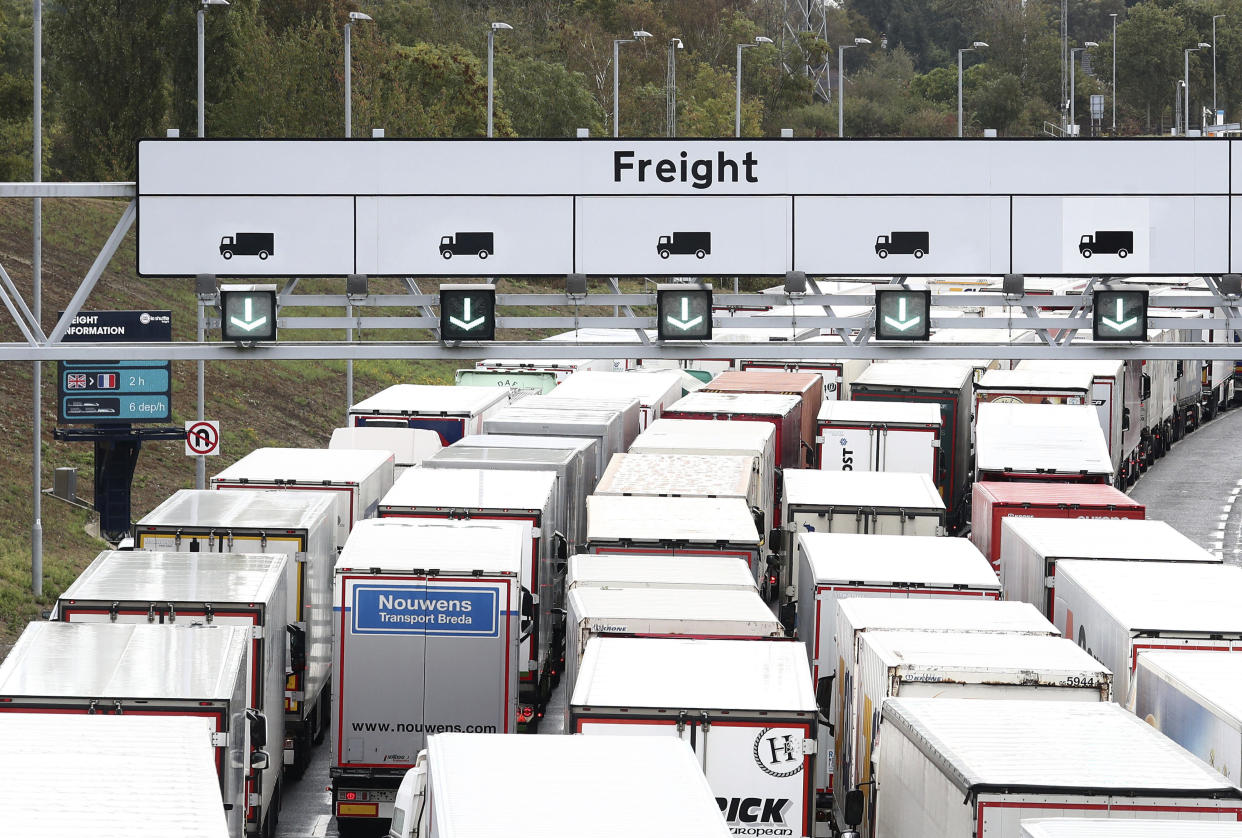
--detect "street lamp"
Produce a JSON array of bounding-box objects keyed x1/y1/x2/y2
[
  {"x1": 957, "y1": 41, "x2": 988, "y2": 138},
  {"x1": 667, "y1": 38, "x2": 683, "y2": 138},
  {"x1": 345, "y1": 12, "x2": 372, "y2": 139},
  {"x1": 1069, "y1": 42, "x2": 1098, "y2": 137},
  {"x1": 197, "y1": 0, "x2": 229, "y2": 138},
  {"x1": 1213, "y1": 15, "x2": 1225, "y2": 118},
  {"x1": 487, "y1": 22, "x2": 513, "y2": 138},
  {"x1": 613, "y1": 30, "x2": 652, "y2": 137},
  {"x1": 838, "y1": 37, "x2": 871, "y2": 138},
  {"x1": 736, "y1": 36, "x2": 773, "y2": 138},
  {"x1": 1110, "y1": 13, "x2": 1118, "y2": 131},
  {"x1": 1186, "y1": 42, "x2": 1212, "y2": 134}
]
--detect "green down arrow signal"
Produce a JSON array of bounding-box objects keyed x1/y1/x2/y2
[
  {"x1": 666, "y1": 297, "x2": 703, "y2": 331},
  {"x1": 229, "y1": 297, "x2": 269, "y2": 333},
  {"x1": 1099, "y1": 298, "x2": 1137, "y2": 332},
  {"x1": 882, "y1": 296, "x2": 922, "y2": 332},
  {"x1": 449, "y1": 297, "x2": 486, "y2": 331}
]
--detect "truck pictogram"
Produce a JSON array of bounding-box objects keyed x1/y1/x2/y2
[
  {"x1": 1079, "y1": 230, "x2": 1133, "y2": 258},
  {"x1": 440, "y1": 232, "x2": 495, "y2": 259},
  {"x1": 874, "y1": 232, "x2": 929, "y2": 259},
  {"x1": 656, "y1": 231, "x2": 712, "y2": 259},
  {"x1": 219, "y1": 232, "x2": 274, "y2": 260}
]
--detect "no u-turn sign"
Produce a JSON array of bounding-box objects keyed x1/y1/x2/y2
[{"x1": 185, "y1": 420, "x2": 220, "y2": 456}]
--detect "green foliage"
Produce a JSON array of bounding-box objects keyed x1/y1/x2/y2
[{"x1": 1115, "y1": 3, "x2": 1198, "y2": 130}]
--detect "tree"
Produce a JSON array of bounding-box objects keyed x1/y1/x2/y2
[
  {"x1": 0, "y1": 0, "x2": 35, "y2": 180},
  {"x1": 495, "y1": 55, "x2": 605, "y2": 137},
  {"x1": 1114, "y1": 3, "x2": 1197, "y2": 131}
]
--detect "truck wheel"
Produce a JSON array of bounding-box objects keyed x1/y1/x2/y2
[
  {"x1": 1080, "y1": 249, "x2": 1092, "y2": 258},
  {"x1": 876, "y1": 249, "x2": 888, "y2": 259},
  {"x1": 441, "y1": 250, "x2": 452, "y2": 259},
  {"x1": 913, "y1": 249, "x2": 925, "y2": 259},
  {"x1": 258, "y1": 250, "x2": 269, "y2": 260},
  {"x1": 1117, "y1": 249, "x2": 1128, "y2": 258},
  {"x1": 659, "y1": 249, "x2": 671, "y2": 259},
  {"x1": 478, "y1": 250, "x2": 489, "y2": 259},
  {"x1": 221, "y1": 250, "x2": 233, "y2": 260},
  {"x1": 695, "y1": 249, "x2": 707, "y2": 259}
]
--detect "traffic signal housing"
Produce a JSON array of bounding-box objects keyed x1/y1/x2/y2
[
  {"x1": 656, "y1": 283, "x2": 713, "y2": 341},
  {"x1": 439, "y1": 283, "x2": 497, "y2": 342},
  {"x1": 1092, "y1": 288, "x2": 1148, "y2": 341},
  {"x1": 874, "y1": 288, "x2": 931, "y2": 341},
  {"x1": 219, "y1": 284, "x2": 278, "y2": 342}
]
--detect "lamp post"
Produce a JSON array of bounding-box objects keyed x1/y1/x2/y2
[
  {"x1": 197, "y1": 0, "x2": 229, "y2": 138},
  {"x1": 1110, "y1": 13, "x2": 1117, "y2": 130},
  {"x1": 1213, "y1": 15, "x2": 1224, "y2": 118},
  {"x1": 345, "y1": 12, "x2": 372, "y2": 139},
  {"x1": 838, "y1": 37, "x2": 870, "y2": 138},
  {"x1": 667, "y1": 38, "x2": 683, "y2": 138},
  {"x1": 613, "y1": 30, "x2": 652, "y2": 137},
  {"x1": 487, "y1": 22, "x2": 513, "y2": 138},
  {"x1": 736, "y1": 36, "x2": 773, "y2": 138},
  {"x1": 1069, "y1": 42, "x2": 1098, "y2": 137},
  {"x1": 957, "y1": 41, "x2": 988, "y2": 138},
  {"x1": 1186, "y1": 42, "x2": 1212, "y2": 134}
]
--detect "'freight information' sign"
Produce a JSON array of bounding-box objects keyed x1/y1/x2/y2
[{"x1": 351, "y1": 585, "x2": 499, "y2": 637}]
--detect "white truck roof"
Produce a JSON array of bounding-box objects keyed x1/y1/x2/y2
[
  {"x1": 1138, "y1": 651, "x2": 1242, "y2": 729},
  {"x1": 837, "y1": 598, "x2": 1056, "y2": 635},
  {"x1": 633, "y1": 417, "x2": 775, "y2": 451},
  {"x1": 572, "y1": 637, "x2": 815, "y2": 712},
  {"x1": 335, "y1": 518, "x2": 525, "y2": 575},
  {"x1": 138, "y1": 487, "x2": 338, "y2": 531},
  {"x1": 817, "y1": 400, "x2": 942, "y2": 425},
  {"x1": 668, "y1": 390, "x2": 801, "y2": 416},
  {"x1": 881, "y1": 698, "x2": 1239, "y2": 796},
  {"x1": 861, "y1": 630, "x2": 1108, "y2": 682},
  {"x1": 211, "y1": 446, "x2": 394, "y2": 485},
  {"x1": 1016, "y1": 359, "x2": 1126, "y2": 379},
  {"x1": 783, "y1": 469, "x2": 945, "y2": 510},
  {"x1": 1002, "y1": 517, "x2": 1218, "y2": 562},
  {"x1": 976, "y1": 403, "x2": 1113, "y2": 475},
  {"x1": 586, "y1": 495, "x2": 760, "y2": 545},
  {"x1": 854, "y1": 361, "x2": 975, "y2": 390},
  {"x1": 0, "y1": 622, "x2": 249, "y2": 699},
  {"x1": 800, "y1": 533, "x2": 999, "y2": 589},
  {"x1": 552, "y1": 369, "x2": 683, "y2": 403},
  {"x1": 595, "y1": 453, "x2": 754, "y2": 498},
  {"x1": 423, "y1": 733, "x2": 730, "y2": 837},
  {"x1": 0, "y1": 713, "x2": 228, "y2": 838},
  {"x1": 1021, "y1": 819, "x2": 1242, "y2": 838},
  {"x1": 458, "y1": 433, "x2": 596, "y2": 455},
  {"x1": 380, "y1": 467, "x2": 557, "y2": 511},
  {"x1": 567, "y1": 554, "x2": 757, "y2": 591},
  {"x1": 977, "y1": 368, "x2": 1095, "y2": 393},
  {"x1": 1056, "y1": 560, "x2": 1242, "y2": 634},
  {"x1": 568, "y1": 586, "x2": 783, "y2": 630},
  {"x1": 348, "y1": 383, "x2": 508, "y2": 415},
  {"x1": 329, "y1": 426, "x2": 442, "y2": 466},
  {"x1": 61, "y1": 551, "x2": 286, "y2": 604}
]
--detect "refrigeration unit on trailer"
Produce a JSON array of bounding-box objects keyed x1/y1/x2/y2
[
  {"x1": 332, "y1": 518, "x2": 525, "y2": 827},
  {"x1": 133, "y1": 489, "x2": 337, "y2": 776},
  {"x1": 459, "y1": 358, "x2": 611, "y2": 398},
  {"x1": 1135, "y1": 651, "x2": 1242, "y2": 786},
  {"x1": 566, "y1": 553, "x2": 757, "y2": 593},
  {"x1": 1000, "y1": 517, "x2": 1219, "y2": 618},
  {"x1": 739, "y1": 353, "x2": 871, "y2": 402},
  {"x1": 346, "y1": 384, "x2": 509, "y2": 444},
  {"x1": 570, "y1": 637, "x2": 819, "y2": 838},
  {"x1": 703, "y1": 371, "x2": 825, "y2": 469},
  {"x1": 481, "y1": 399, "x2": 637, "y2": 478},
  {"x1": 329, "y1": 427, "x2": 442, "y2": 477},
  {"x1": 0, "y1": 713, "x2": 231, "y2": 838},
  {"x1": 210, "y1": 447, "x2": 394, "y2": 551},
  {"x1": 52, "y1": 552, "x2": 288, "y2": 837},
  {"x1": 971, "y1": 481, "x2": 1144, "y2": 571},
  {"x1": 871, "y1": 699, "x2": 1242, "y2": 838},
  {"x1": 1015, "y1": 360, "x2": 1129, "y2": 480},
  {"x1": 0, "y1": 622, "x2": 256, "y2": 838},
  {"x1": 975, "y1": 403, "x2": 1113, "y2": 484},
  {"x1": 1053, "y1": 560, "x2": 1242, "y2": 706},
  {"x1": 975, "y1": 368, "x2": 1094, "y2": 409},
  {"x1": 562, "y1": 586, "x2": 784, "y2": 699},
  {"x1": 550, "y1": 369, "x2": 684, "y2": 429},
  {"x1": 378, "y1": 467, "x2": 561, "y2": 711},
  {"x1": 841, "y1": 632, "x2": 1111, "y2": 833},
  {"x1": 793, "y1": 532, "x2": 1001, "y2": 800},
  {"x1": 1021, "y1": 820, "x2": 1242, "y2": 838},
  {"x1": 389, "y1": 733, "x2": 731, "y2": 838},
  {"x1": 594, "y1": 452, "x2": 764, "y2": 531},
  {"x1": 849, "y1": 362, "x2": 974, "y2": 531},
  {"x1": 815, "y1": 400, "x2": 942, "y2": 480}
]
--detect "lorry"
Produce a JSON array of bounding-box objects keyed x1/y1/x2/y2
[
  {"x1": 842, "y1": 632, "x2": 1111, "y2": 834},
  {"x1": 815, "y1": 400, "x2": 942, "y2": 479},
  {"x1": 874, "y1": 231, "x2": 929, "y2": 258},
  {"x1": 550, "y1": 369, "x2": 684, "y2": 429},
  {"x1": 133, "y1": 489, "x2": 338, "y2": 777},
  {"x1": 566, "y1": 552, "x2": 757, "y2": 593},
  {"x1": 740, "y1": 354, "x2": 872, "y2": 402},
  {"x1": 849, "y1": 362, "x2": 975, "y2": 532},
  {"x1": 1021, "y1": 820, "x2": 1242, "y2": 838},
  {"x1": 482, "y1": 397, "x2": 639, "y2": 478},
  {"x1": 999, "y1": 517, "x2": 1219, "y2": 618},
  {"x1": 0, "y1": 622, "x2": 257, "y2": 838},
  {"x1": 0, "y1": 713, "x2": 231, "y2": 838},
  {"x1": 704, "y1": 370, "x2": 825, "y2": 469},
  {"x1": 793, "y1": 532, "x2": 1001, "y2": 801},
  {"x1": 971, "y1": 481, "x2": 1144, "y2": 571},
  {"x1": 438, "y1": 231, "x2": 493, "y2": 259},
  {"x1": 210, "y1": 447, "x2": 394, "y2": 550},
  {"x1": 332, "y1": 518, "x2": 526, "y2": 828},
  {"x1": 389, "y1": 733, "x2": 731, "y2": 838},
  {"x1": 53, "y1": 552, "x2": 288, "y2": 837},
  {"x1": 975, "y1": 403, "x2": 1114, "y2": 484},
  {"x1": 975, "y1": 368, "x2": 1094, "y2": 408},
  {"x1": 871, "y1": 699, "x2": 1242, "y2": 838},
  {"x1": 378, "y1": 467, "x2": 562, "y2": 717},
  {"x1": 570, "y1": 637, "x2": 820, "y2": 838},
  {"x1": 1079, "y1": 229, "x2": 1133, "y2": 257},
  {"x1": 220, "y1": 232, "x2": 274, "y2": 260},
  {"x1": 329, "y1": 426, "x2": 442, "y2": 478},
  {"x1": 1135, "y1": 651, "x2": 1242, "y2": 786},
  {"x1": 657, "y1": 231, "x2": 711, "y2": 258},
  {"x1": 594, "y1": 452, "x2": 763, "y2": 531},
  {"x1": 458, "y1": 358, "x2": 615, "y2": 399},
  {"x1": 1053, "y1": 560, "x2": 1242, "y2": 706},
  {"x1": 346, "y1": 384, "x2": 509, "y2": 444}
]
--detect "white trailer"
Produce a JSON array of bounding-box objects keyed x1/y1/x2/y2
[
  {"x1": 0, "y1": 713, "x2": 231, "y2": 838},
  {"x1": 872, "y1": 699, "x2": 1242, "y2": 838},
  {"x1": 1022, "y1": 820, "x2": 1242, "y2": 838},
  {"x1": 133, "y1": 489, "x2": 338, "y2": 776},
  {"x1": 975, "y1": 368, "x2": 1094, "y2": 407},
  {"x1": 378, "y1": 466, "x2": 561, "y2": 713},
  {"x1": 390, "y1": 733, "x2": 731, "y2": 838},
  {"x1": 815, "y1": 400, "x2": 942, "y2": 479},
  {"x1": 53, "y1": 552, "x2": 288, "y2": 837},
  {"x1": 566, "y1": 553, "x2": 757, "y2": 593},
  {"x1": 570, "y1": 637, "x2": 819, "y2": 838},
  {"x1": 794, "y1": 532, "x2": 1001, "y2": 800},
  {"x1": 329, "y1": 426, "x2": 442, "y2": 477},
  {"x1": 595, "y1": 452, "x2": 764, "y2": 530},
  {"x1": 1135, "y1": 651, "x2": 1242, "y2": 786},
  {"x1": 550, "y1": 369, "x2": 684, "y2": 429},
  {"x1": 975, "y1": 403, "x2": 1113, "y2": 483},
  {"x1": 781, "y1": 469, "x2": 946, "y2": 539},
  {"x1": 999, "y1": 517, "x2": 1220, "y2": 618},
  {"x1": 211, "y1": 447, "x2": 395, "y2": 550},
  {"x1": 460, "y1": 358, "x2": 612, "y2": 398},
  {"x1": 1016, "y1": 360, "x2": 1128, "y2": 479},
  {"x1": 346, "y1": 383, "x2": 509, "y2": 444},
  {"x1": 456, "y1": 432, "x2": 599, "y2": 495},
  {"x1": 844, "y1": 632, "x2": 1110, "y2": 832},
  {"x1": 563, "y1": 586, "x2": 784, "y2": 699},
  {"x1": 1053, "y1": 560, "x2": 1242, "y2": 707},
  {"x1": 332, "y1": 518, "x2": 526, "y2": 827}
]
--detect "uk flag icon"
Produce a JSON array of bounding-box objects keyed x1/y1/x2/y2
[{"x1": 66, "y1": 373, "x2": 88, "y2": 390}]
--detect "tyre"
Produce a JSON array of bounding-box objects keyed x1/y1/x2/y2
[
  {"x1": 258, "y1": 250, "x2": 269, "y2": 260},
  {"x1": 876, "y1": 249, "x2": 889, "y2": 259},
  {"x1": 695, "y1": 248, "x2": 707, "y2": 259},
  {"x1": 441, "y1": 250, "x2": 452, "y2": 259},
  {"x1": 478, "y1": 249, "x2": 489, "y2": 259},
  {"x1": 221, "y1": 250, "x2": 233, "y2": 260},
  {"x1": 659, "y1": 249, "x2": 671, "y2": 259},
  {"x1": 1081, "y1": 249, "x2": 1093, "y2": 258},
  {"x1": 1117, "y1": 248, "x2": 1128, "y2": 258},
  {"x1": 913, "y1": 249, "x2": 925, "y2": 259}
]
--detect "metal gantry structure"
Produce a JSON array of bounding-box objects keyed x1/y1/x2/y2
[{"x1": 782, "y1": 0, "x2": 833, "y2": 103}]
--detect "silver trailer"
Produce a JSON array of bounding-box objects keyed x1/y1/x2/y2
[
  {"x1": 550, "y1": 369, "x2": 683, "y2": 428},
  {"x1": 54, "y1": 551, "x2": 288, "y2": 837},
  {"x1": 566, "y1": 553, "x2": 757, "y2": 593},
  {"x1": 482, "y1": 398, "x2": 637, "y2": 477},
  {"x1": 134, "y1": 489, "x2": 338, "y2": 776},
  {"x1": 332, "y1": 518, "x2": 524, "y2": 828},
  {"x1": 346, "y1": 383, "x2": 510, "y2": 443},
  {"x1": 0, "y1": 713, "x2": 230, "y2": 838},
  {"x1": 0, "y1": 622, "x2": 256, "y2": 838}
]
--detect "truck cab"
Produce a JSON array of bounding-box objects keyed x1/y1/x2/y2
[{"x1": 388, "y1": 756, "x2": 427, "y2": 838}]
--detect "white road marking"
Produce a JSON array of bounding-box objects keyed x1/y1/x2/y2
[{"x1": 311, "y1": 814, "x2": 330, "y2": 838}]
